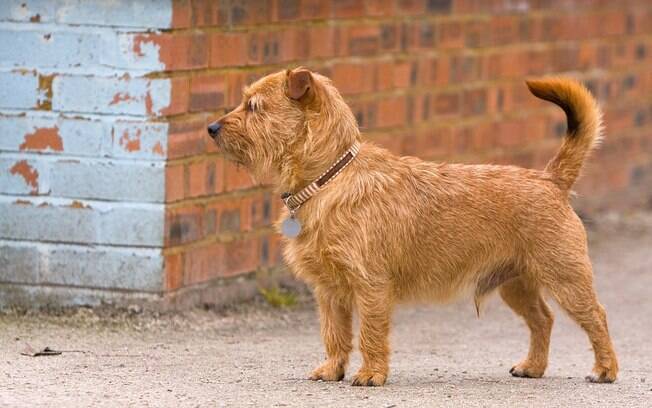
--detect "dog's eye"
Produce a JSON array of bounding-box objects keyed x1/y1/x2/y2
[{"x1": 246, "y1": 100, "x2": 255, "y2": 113}]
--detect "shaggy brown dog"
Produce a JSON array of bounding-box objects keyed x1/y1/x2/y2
[{"x1": 207, "y1": 68, "x2": 619, "y2": 386}]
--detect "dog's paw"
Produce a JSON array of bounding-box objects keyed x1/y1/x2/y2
[
  {"x1": 351, "y1": 369, "x2": 387, "y2": 386},
  {"x1": 309, "y1": 360, "x2": 345, "y2": 382},
  {"x1": 509, "y1": 361, "x2": 545, "y2": 379},
  {"x1": 585, "y1": 366, "x2": 617, "y2": 383}
]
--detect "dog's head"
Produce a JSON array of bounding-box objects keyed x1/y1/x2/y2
[{"x1": 207, "y1": 68, "x2": 358, "y2": 183}]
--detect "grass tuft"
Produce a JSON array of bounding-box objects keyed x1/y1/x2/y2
[{"x1": 259, "y1": 287, "x2": 297, "y2": 308}]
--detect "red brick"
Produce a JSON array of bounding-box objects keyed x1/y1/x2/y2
[
  {"x1": 308, "y1": 26, "x2": 338, "y2": 58},
  {"x1": 191, "y1": 0, "x2": 220, "y2": 27},
  {"x1": 168, "y1": 33, "x2": 209, "y2": 70},
  {"x1": 279, "y1": 28, "x2": 310, "y2": 62},
  {"x1": 490, "y1": 15, "x2": 520, "y2": 45},
  {"x1": 217, "y1": 0, "x2": 273, "y2": 26},
  {"x1": 600, "y1": 11, "x2": 628, "y2": 37},
  {"x1": 425, "y1": 0, "x2": 451, "y2": 13},
  {"x1": 302, "y1": 0, "x2": 331, "y2": 18},
  {"x1": 433, "y1": 91, "x2": 460, "y2": 116},
  {"x1": 165, "y1": 253, "x2": 184, "y2": 290},
  {"x1": 190, "y1": 74, "x2": 225, "y2": 112},
  {"x1": 464, "y1": 19, "x2": 490, "y2": 48},
  {"x1": 411, "y1": 21, "x2": 435, "y2": 50},
  {"x1": 161, "y1": 77, "x2": 190, "y2": 116},
  {"x1": 277, "y1": 0, "x2": 301, "y2": 20},
  {"x1": 250, "y1": 192, "x2": 272, "y2": 229},
  {"x1": 223, "y1": 238, "x2": 259, "y2": 277},
  {"x1": 167, "y1": 118, "x2": 208, "y2": 159},
  {"x1": 210, "y1": 32, "x2": 248, "y2": 67},
  {"x1": 132, "y1": 33, "x2": 208, "y2": 71},
  {"x1": 393, "y1": 62, "x2": 413, "y2": 89},
  {"x1": 204, "y1": 198, "x2": 249, "y2": 235},
  {"x1": 395, "y1": 0, "x2": 425, "y2": 15},
  {"x1": 402, "y1": 127, "x2": 454, "y2": 159},
  {"x1": 462, "y1": 88, "x2": 487, "y2": 116},
  {"x1": 172, "y1": 0, "x2": 192, "y2": 28},
  {"x1": 223, "y1": 160, "x2": 255, "y2": 192},
  {"x1": 331, "y1": 63, "x2": 374, "y2": 95},
  {"x1": 333, "y1": 0, "x2": 365, "y2": 18},
  {"x1": 165, "y1": 164, "x2": 185, "y2": 202},
  {"x1": 165, "y1": 205, "x2": 203, "y2": 246},
  {"x1": 485, "y1": 51, "x2": 528, "y2": 80},
  {"x1": 267, "y1": 233, "x2": 284, "y2": 266},
  {"x1": 437, "y1": 21, "x2": 464, "y2": 49},
  {"x1": 496, "y1": 119, "x2": 527, "y2": 148},
  {"x1": 376, "y1": 96, "x2": 407, "y2": 128},
  {"x1": 345, "y1": 26, "x2": 381, "y2": 56},
  {"x1": 186, "y1": 160, "x2": 209, "y2": 198},
  {"x1": 208, "y1": 156, "x2": 225, "y2": 194},
  {"x1": 184, "y1": 242, "x2": 225, "y2": 285},
  {"x1": 422, "y1": 56, "x2": 450, "y2": 86},
  {"x1": 373, "y1": 62, "x2": 394, "y2": 92},
  {"x1": 365, "y1": 0, "x2": 395, "y2": 16}
]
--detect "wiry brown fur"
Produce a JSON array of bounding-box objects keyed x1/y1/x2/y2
[{"x1": 210, "y1": 68, "x2": 619, "y2": 386}]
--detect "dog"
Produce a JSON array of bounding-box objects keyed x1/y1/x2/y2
[{"x1": 207, "y1": 67, "x2": 619, "y2": 386}]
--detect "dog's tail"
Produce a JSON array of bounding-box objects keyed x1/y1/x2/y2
[{"x1": 526, "y1": 77, "x2": 603, "y2": 192}]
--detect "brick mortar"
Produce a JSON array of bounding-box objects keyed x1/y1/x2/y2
[{"x1": 163, "y1": 226, "x2": 276, "y2": 254}]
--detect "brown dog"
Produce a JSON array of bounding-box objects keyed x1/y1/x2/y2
[{"x1": 207, "y1": 68, "x2": 619, "y2": 386}]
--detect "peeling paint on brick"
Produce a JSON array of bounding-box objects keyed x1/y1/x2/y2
[
  {"x1": 37, "y1": 74, "x2": 54, "y2": 110},
  {"x1": 110, "y1": 92, "x2": 135, "y2": 106},
  {"x1": 68, "y1": 200, "x2": 92, "y2": 210},
  {"x1": 133, "y1": 34, "x2": 162, "y2": 57},
  {"x1": 13, "y1": 199, "x2": 32, "y2": 206},
  {"x1": 119, "y1": 128, "x2": 142, "y2": 152},
  {"x1": 145, "y1": 90, "x2": 154, "y2": 114},
  {"x1": 20, "y1": 126, "x2": 63, "y2": 152},
  {"x1": 152, "y1": 141, "x2": 165, "y2": 156},
  {"x1": 9, "y1": 160, "x2": 39, "y2": 194}
]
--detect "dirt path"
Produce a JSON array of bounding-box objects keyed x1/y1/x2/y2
[{"x1": 1, "y1": 214, "x2": 651, "y2": 407}]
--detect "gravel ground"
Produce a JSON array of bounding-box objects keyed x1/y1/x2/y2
[{"x1": 1, "y1": 213, "x2": 651, "y2": 407}]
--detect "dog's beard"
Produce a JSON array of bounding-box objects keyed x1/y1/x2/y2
[{"x1": 217, "y1": 137, "x2": 278, "y2": 186}]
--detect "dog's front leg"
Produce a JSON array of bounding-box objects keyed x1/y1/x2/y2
[
  {"x1": 309, "y1": 288, "x2": 353, "y2": 382},
  {"x1": 351, "y1": 290, "x2": 392, "y2": 386}
]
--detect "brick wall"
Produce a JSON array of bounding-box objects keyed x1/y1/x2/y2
[{"x1": 2, "y1": 0, "x2": 652, "y2": 307}]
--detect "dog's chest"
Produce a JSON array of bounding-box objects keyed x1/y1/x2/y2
[{"x1": 284, "y1": 234, "x2": 352, "y2": 286}]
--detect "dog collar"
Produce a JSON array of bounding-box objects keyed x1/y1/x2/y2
[{"x1": 281, "y1": 141, "x2": 361, "y2": 214}]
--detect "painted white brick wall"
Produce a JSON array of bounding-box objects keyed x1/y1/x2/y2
[{"x1": 0, "y1": 0, "x2": 175, "y2": 307}]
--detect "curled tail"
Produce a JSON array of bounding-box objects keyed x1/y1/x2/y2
[{"x1": 526, "y1": 77, "x2": 603, "y2": 191}]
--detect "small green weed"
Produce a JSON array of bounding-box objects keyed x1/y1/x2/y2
[{"x1": 259, "y1": 287, "x2": 297, "y2": 308}]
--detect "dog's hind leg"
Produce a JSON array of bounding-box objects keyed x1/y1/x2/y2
[
  {"x1": 309, "y1": 287, "x2": 353, "y2": 382},
  {"x1": 500, "y1": 276, "x2": 554, "y2": 378},
  {"x1": 544, "y1": 260, "x2": 618, "y2": 383}
]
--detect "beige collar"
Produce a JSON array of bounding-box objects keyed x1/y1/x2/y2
[{"x1": 282, "y1": 141, "x2": 361, "y2": 214}]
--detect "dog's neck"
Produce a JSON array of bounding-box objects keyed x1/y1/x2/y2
[
  {"x1": 278, "y1": 130, "x2": 360, "y2": 194},
  {"x1": 280, "y1": 141, "x2": 360, "y2": 213}
]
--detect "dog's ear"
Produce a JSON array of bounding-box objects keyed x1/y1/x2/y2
[{"x1": 286, "y1": 68, "x2": 315, "y2": 102}]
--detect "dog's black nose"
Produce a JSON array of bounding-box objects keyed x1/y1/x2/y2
[{"x1": 207, "y1": 122, "x2": 222, "y2": 137}]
